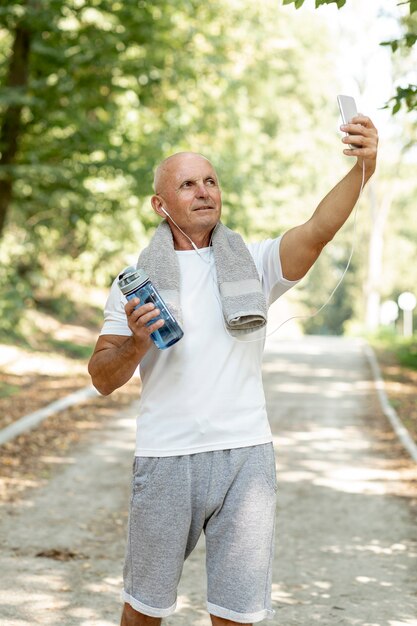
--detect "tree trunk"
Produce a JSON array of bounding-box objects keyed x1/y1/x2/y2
[
  {"x1": 364, "y1": 181, "x2": 393, "y2": 332},
  {"x1": 0, "y1": 11, "x2": 32, "y2": 239}
]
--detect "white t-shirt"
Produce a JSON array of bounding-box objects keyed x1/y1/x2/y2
[{"x1": 100, "y1": 236, "x2": 299, "y2": 456}]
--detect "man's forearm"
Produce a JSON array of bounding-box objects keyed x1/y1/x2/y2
[
  {"x1": 310, "y1": 161, "x2": 372, "y2": 245},
  {"x1": 88, "y1": 336, "x2": 148, "y2": 396}
]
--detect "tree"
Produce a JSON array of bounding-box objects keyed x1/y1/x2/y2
[
  {"x1": 0, "y1": 0, "x2": 353, "y2": 336},
  {"x1": 0, "y1": 0, "x2": 223, "y2": 241}
]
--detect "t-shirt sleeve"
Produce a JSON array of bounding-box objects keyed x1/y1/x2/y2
[
  {"x1": 99, "y1": 276, "x2": 132, "y2": 337},
  {"x1": 247, "y1": 236, "x2": 301, "y2": 306}
]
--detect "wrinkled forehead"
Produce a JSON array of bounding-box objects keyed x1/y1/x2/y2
[{"x1": 154, "y1": 153, "x2": 218, "y2": 193}]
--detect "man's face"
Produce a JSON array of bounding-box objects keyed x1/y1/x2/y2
[{"x1": 153, "y1": 154, "x2": 222, "y2": 237}]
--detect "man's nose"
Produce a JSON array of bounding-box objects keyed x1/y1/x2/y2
[{"x1": 196, "y1": 181, "x2": 209, "y2": 197}]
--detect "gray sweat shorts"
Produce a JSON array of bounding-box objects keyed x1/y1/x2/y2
[{"x1": 122, "y1": 442, "x2": 278, "y2": 624}]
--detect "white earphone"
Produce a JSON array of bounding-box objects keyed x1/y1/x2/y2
[{"x1": 159, "y1": 204, "x2": 202, "y2": 253}]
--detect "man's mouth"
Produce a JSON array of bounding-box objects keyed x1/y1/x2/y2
[{"x1": 193, "y1": 205, "x2": 214, "y2": 211}]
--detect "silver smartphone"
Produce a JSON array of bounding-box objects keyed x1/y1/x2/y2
[{"x1": 337, "y1": 94, "x2": 359, "y2": 149}]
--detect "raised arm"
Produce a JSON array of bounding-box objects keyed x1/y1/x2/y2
[
  {"x1": 280, "y1": 115, "x2": 378, "y2": 281},
  {"x1": 88, "y1": 297, "x2": 164, "y2": 395}
]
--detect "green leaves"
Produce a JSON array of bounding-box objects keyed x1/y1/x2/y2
[
  {"x1": 380, "y1": 39, "x2": 399, "y2": 53},
  {"x1": 384, "y1": 84, "x2": 417, "y2": 114},
  {"x1": 282, "y1": 0, "x2": 346, "y2": 8},
  {"x1": 379, "y1": 6, "x2": 417, "y2": 113},
  {"x1": 380, "y1": 33, "x2": 417, "y2": 52},
  {"x1": 282, "y1": 0, "x2": 306, "y2": 8},
  {"x1": 315, "y1": 0, "x2": 346, "y2": 7},
  {"x1": 0, "y1": 0, "x2": 346, "y2": 323}
]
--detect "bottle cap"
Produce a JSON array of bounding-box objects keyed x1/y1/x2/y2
[{"x1": 118, "y1": 267, "x2": 149, "y2": 295}]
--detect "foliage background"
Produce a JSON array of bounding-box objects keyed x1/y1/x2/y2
[{"x1": 0, "y1": 0, "x2": 416, "y2": 341}]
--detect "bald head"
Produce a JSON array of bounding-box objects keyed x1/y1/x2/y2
[
  {"x1": 150, "y1": 151, "x2": 222, "y2": 248},
  {"x1": 153, "y1": 152, "x2": 216, "y2": 194}
]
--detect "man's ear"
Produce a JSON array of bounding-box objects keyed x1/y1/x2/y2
[{"x1": 151, "y1": 195, "x2": 166, "y2": 218}]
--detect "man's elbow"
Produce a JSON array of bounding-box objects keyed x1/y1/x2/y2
[
  {"x1": 88, "y1": 360, "x2": 113, "y2": 397},
  {"x1": 93, "y1": 382, "x2": 113, "y2": 396},
  {"x1": 311, "y1": 220, "x2": 335, "y2": 250},
  {"x1": 90, "y1": 377, "x2": 115, "y2": 396}
]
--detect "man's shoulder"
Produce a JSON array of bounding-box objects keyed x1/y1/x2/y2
[{"x1": 246, "y1": 237, "x2": 280, "y2": 259}]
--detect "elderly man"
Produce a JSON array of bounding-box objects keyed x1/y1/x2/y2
[{"x1": 88, "y1": 115, "x2": 378, "y2": 626}]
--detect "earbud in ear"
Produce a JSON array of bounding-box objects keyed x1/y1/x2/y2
[{"x1": 157, "y1": 204, "x2": 199, "y2": 252}]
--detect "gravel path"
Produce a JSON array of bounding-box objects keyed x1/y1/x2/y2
[{"x1": 1, "y1": 336, "x2": 416, "y2": 626}]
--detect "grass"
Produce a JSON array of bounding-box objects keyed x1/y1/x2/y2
[
  {"x1": 368, "y1": 329, "x2": 417, "y2": 446},
  {"x1": 35, "y1": 294, "x2": 103, "y2": 329},
  {"x1": 0, "y1": 288, "x2": 102, "y2": 360},
  {"x1": 368, "y1": 329, "x2": 417, "y2": 371},
  {"x1": 48, "y1": 339, "x2": 94, "y2": 360},
  {"x1": 0, "y1": 288, "x2": 103, "y2": 348},
  {"x1": 0, "y1": 382, "x2": 21, "y2": 399}
]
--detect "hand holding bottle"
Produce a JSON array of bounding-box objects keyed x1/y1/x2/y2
[
  {"x1": 124, "y1": 297, "x2": 165, "y2": 349},
  {"x1": 118, "y1": 267, "x2": 183, "y2": 350}
]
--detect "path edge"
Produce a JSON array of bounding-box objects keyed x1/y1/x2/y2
[
  {"x1": 363, "y1": 341, "x2": 417, "y2": 463},
  {"x1": 0, "y1": 385, "x2": 99, "y2": 446}
]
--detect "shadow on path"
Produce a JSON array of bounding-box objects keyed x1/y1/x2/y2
[{"x1": 0, "y1": 336, "x2": 416, "y2": 625}]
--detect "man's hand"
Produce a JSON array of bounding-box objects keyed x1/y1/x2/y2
[
  {"x1": 87, "y1": 300, "x2": 165, "y2": 396},
  {"x1": 125, "y1": 298, "x2": 165, "y2": 348},
  {"x1": 340, "y1": 114, "x2": 378, "y2": 175}
]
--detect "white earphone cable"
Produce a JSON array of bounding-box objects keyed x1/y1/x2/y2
[
  {"x1": 262, "y1": 159, "x2": 366, "y2": 341},
  {"x1": 160, "y1": 206, "x2": 216, "y2": 263}
]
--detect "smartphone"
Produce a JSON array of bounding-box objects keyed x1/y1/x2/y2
[{"x1": 337, "y1": 94, "x2": 359, "y2": 149}]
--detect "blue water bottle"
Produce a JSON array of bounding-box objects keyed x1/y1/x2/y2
[{"x1": 118, "y1": 266, "x2": 183, "y2": 350}]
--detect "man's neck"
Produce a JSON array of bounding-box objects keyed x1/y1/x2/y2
[{"x1": 172, "y1": 230, "x2": 213, "y2": 251}]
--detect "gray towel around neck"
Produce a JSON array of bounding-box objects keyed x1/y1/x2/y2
[{"x1": 137, "y1": 220, "x2": 268, "y2": 335}]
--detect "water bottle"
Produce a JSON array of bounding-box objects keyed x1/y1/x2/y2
[{"x1": 118, "y1": 266, "x2": 184, "y2": 350}]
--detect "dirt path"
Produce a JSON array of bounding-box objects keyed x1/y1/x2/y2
[{"x1": 1, "y1": 336, "x2": 416, "y2": 625}]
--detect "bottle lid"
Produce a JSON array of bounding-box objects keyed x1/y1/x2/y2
[{"x1": 118, "y1": 267, "x2": 149, "y2": 295}]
